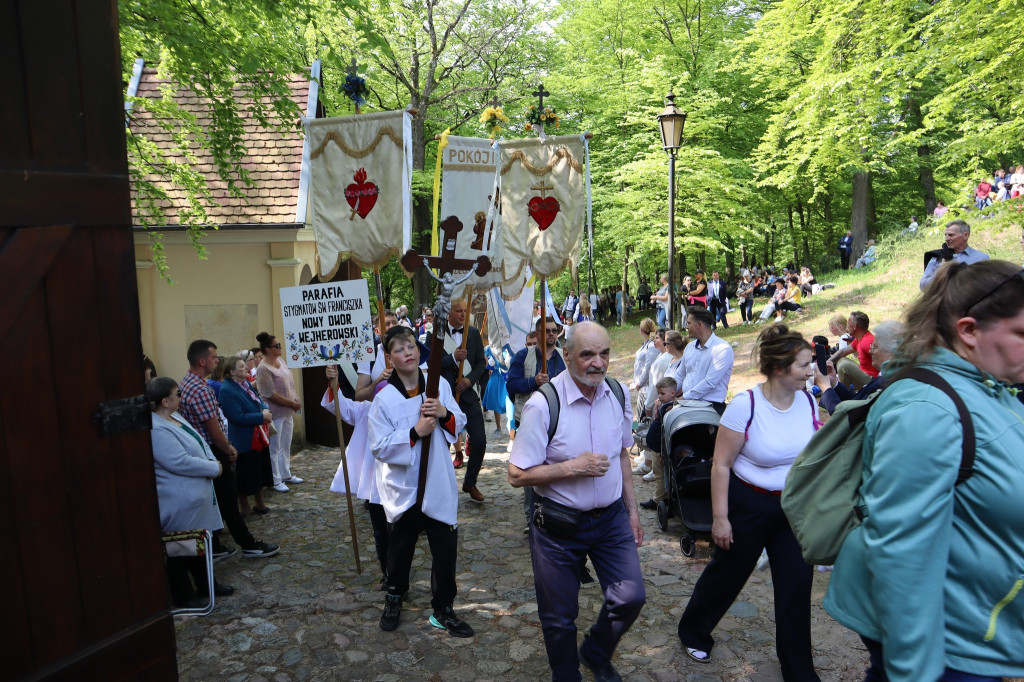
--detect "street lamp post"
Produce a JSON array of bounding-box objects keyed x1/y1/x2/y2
[{"x1": 658, "y1": 92, "x2": 686, "y2": 330}]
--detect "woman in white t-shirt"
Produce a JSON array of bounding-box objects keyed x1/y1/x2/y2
[{"x1": 677, "y1": 324, "x2": 821, "y2": 681}]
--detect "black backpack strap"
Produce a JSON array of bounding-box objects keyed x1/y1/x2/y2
[
  {"x1": 539, "y1": 378, "x2": 626, "y2": 444},
  {"x1": 604, "y1": 377, "x2": 626, "y2": 412},
  {"x1": 898, "y1": 368, "x2": 976, "y2": 484},
  {"x1": 538, "y1": 383, "x2": 559, "y2": 444}
]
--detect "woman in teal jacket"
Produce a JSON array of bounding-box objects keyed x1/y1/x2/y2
[{"x1": 824, "y1": 260, "x2": 1024, "y2": 682}]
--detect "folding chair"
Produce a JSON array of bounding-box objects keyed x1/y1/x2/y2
[{"x1": 162, "y1": 529, "x2": 215, "y2": 616}]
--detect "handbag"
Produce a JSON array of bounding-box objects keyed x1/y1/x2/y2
[
  {"x1": 268, "y1": 420, "x2": 278, "y2": 437},
  {"x1": 250, "y1": 423, "x2": 270, "y2": 451},
  {"x1": 532, "y1": 495, "x2": 582, "y2": 537}
]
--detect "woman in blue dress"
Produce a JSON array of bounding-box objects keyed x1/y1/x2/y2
[{"x1": 481, "y1": 333, "x2": 508, "y2": 435}]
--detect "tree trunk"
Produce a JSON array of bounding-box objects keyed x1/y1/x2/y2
[
  {"x1": 787, "y1": 204, "x2": 798, "y2": 268},
  {"x1": 679, "y1": 251, "x2": 688, "y2": 277},
  {"x1": 620, "y1": 245, "x2": 630, "y2": 325},
  {"x1": 699, "y1": 250, "x2": 706, "y2": 272},
  {"x1": 919, "y1": 149, "x2": 936, "y2": 217},
  {"x1": 410, "y1": 106, "x2": 434, "y2": 314},
  {"x1": 850, "y1": 171, "x2": 871, "y2": 261},
  {"x1": 723, "y1": 234, "x2": 735, "y2": 277},
  {"x1": 798, "y1": 202, "x2": 811, "y2": 263}
]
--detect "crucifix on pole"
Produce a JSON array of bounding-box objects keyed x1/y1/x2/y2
[
  {"x1": 400, "y1": 216, "x2": 491, "y2": 505},
  {"x1": 486, "y1": 95, "x2": 502, "y2": 109},
  {"x1": 532, "y1": 83, "x2": 550, "y2": 110}
]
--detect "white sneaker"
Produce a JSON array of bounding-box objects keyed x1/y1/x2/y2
[
  {"x1": 273, "y1": 483, "x2": 290, "y2": 493},
  {"x1": 283, "y1": 476, "x2": 303, "y2": 484},
  {"x1": 632, "y1": 463, "x2": 651, "y2": 476},
  {"x1": 642, "y1": 471, "x2": 657, "y2": 482}
]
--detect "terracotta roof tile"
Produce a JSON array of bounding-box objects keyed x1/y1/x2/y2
[{"x1": 129, "y1": 66, "x2": 312, "y2": 227}]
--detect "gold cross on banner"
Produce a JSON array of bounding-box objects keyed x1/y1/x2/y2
[{"x1": 530, "y1": 180, "x2": 554, "y2": 198}]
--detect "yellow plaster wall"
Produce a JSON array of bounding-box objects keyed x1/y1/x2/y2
[{"x1": 135, "y1": 228, "x2": 318, "y2": 443}]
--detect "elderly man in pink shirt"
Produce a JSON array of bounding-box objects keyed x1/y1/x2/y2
[{"x1": 508, "y1": 322, "x2": 646, "y2": 682}]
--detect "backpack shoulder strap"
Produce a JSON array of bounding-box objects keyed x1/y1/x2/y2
[
  {"x1": 539, "y1": 379, "x2": 626, "y2": 445},
  {"x1": 744, "y1": 388, "x2": 755, "y2": 441},
  {"x1": 803, "y1": 389, "x2": 823, "y2": 431},
  {"x1": 895, "y1": 367, "x2": 976, "y2": 483},
  {"x1": 604, "y1": 377, "x2": 626, "y2": 412},
  {"x1": 538, "y1": 382, "x2": 560, "y2": 444}
]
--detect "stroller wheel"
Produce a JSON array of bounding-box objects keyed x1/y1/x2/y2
[
  {"x1": 656, "y1": 501, "x2": 669, "y2": 531},
  {"x1": 680, "y1": 535, "x2": 696, "y2": 557}
]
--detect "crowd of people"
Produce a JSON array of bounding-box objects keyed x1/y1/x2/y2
[{"x1": 146, "y1": 216, "x2": 1024, "y2": 682}]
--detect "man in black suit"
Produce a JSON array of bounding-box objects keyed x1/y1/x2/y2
[
  {"x1": 427, "y1": 298, "x2": 488, "y2": 502},
  {"x1": 707, "y1": 271, "x2": 729, "y2": 330}
]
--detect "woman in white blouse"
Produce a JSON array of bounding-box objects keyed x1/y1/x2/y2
[
  {"x1": 255, "y1": 332, "x2": 304, "y2": 493},
  {"x1": 677, "y1": 324, "x2": 821, "y2": 681}
]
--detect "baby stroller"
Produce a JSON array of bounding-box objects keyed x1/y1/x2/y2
[{"x1": 658, "y1": 400, "x2": 720, "y2": 556}]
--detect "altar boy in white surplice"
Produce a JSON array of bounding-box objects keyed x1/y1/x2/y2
[{"x1": 368, "y1": 325, "x2": 474, "y2": 638}]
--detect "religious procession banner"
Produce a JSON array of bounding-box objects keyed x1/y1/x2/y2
[
  {"x1": 306, "y1": 110, "x2": 413, "y2": 278},
  {"x1": 486, "y1": 272, "x2": 535, "y2": 356},
  {"x1": 498, "y1": 134, "x2": 588, "y2": 285},
  {"x1": 440, "y1": 135, "x2": 500, "y2": 262}
]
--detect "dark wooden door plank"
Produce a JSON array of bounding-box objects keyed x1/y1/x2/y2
[{"x1": 0, "y1": 225, "x2": 73, "y2": 344}]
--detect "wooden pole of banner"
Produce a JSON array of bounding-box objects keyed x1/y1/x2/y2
[
  {"x1": 373, "y1": 267, "x2": 391, "y2": 369},
  {"x1": 539, "y1": 276, "x2": 548, "y2": 375},
  {"x1": 329, "y1": 374, "x2": 362, "y2": 573},
  {"x1": 454, "y1": 285, "x2": 475, "y2": 403}
]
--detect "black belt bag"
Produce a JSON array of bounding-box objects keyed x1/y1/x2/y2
[{"x1": 532, "y1": 495, "x2": 582, "y2": 537}]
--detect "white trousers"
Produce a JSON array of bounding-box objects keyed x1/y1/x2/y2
[{"x1": 269, "y1": 415, "x2": 294, "y2": 484}]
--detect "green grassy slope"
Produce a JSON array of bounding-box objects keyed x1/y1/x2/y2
[{"x1": 606, "y1": 213, "x2": 1024, "y2": 401}]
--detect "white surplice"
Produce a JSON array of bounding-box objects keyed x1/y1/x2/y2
[{"x1": 368, "y1": 376, "x2": 466, "y2": 526}]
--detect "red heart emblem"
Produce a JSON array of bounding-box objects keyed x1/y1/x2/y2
[
  {"x1": 528, "y1": 196, "x2": 560, "y2": 231},
  {"x1": 345, "y1": 168, "x2": 378, "y2": 219}
]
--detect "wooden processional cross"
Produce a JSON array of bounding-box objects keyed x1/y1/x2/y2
[{"x1": 400, "y1": 216, "x2": 491, "y2": 505}]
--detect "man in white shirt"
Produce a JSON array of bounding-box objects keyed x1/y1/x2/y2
[{"x1": 673, "y1": 307, "x2": 734, "y2": 414}]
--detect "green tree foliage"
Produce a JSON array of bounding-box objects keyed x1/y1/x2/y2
[{"x1": 121, "y1": 0, "x2": 1024, "y2": 295}]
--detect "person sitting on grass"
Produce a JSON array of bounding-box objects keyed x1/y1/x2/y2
[{"x1": 774, "y1": 276, "x2": 803, "y2": 321}]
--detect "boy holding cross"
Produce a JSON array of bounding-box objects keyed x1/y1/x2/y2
[{"x1": 368, "y1": 325, "x2": 474, "y2": 637}]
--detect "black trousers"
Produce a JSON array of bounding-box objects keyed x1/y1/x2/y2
[
  {"x1": 365, "y1": 500, "x2": 389, "y2": 580},
  {"x1": 385, "y1": 503, "x2": 458, "y2": 610},
  {"x1": 678, "y1": 474, "x2": 819, "y2": 682},
  {"x1": 210, "y1": 445, "x2": 256, "y2": 549},
  {"x1": 166, "y1": 556, "x2": 210, "y2": 604},
  {"x1": 840, "y1": 251, "x2": 851, "y2": 269},
  {"x1": 460, "y1": 392, "x2": 487, "y2": 488}
]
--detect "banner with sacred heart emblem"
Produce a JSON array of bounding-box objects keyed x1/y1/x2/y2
[
  {"x1": 498, "y1": 135, "x2": 587, "y2": 285},
  {"x1": 306, "y1": 110, "x2": 413, "y2": 278}
]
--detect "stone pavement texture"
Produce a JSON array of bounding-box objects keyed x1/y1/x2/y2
[{"x1": 175, "y1": 414, "x2": 873, "y2": 682}]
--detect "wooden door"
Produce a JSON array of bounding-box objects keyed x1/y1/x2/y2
[{"x1": 0, "y1": 0, "x2": 178, "y2": 678}]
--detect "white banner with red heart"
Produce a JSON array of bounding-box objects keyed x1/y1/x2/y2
[
  {"x1": 306, "y1": 110, "x2": 412, "y2": 277},
  {"x1": 498, "y1": 135, "x2": 586, "y2": 282}
]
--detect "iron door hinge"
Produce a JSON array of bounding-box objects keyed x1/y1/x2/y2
[{"x1": 93, "y1": 395, "x2": 152, "y2": 437}]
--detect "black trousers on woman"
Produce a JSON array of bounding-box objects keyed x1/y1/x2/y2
[{"x1": 678, "y1": 474, "x2": 819, "y2": 682}]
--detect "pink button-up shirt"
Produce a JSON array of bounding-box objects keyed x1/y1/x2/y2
[{"x1": 510, "y1": 372, "x2": 633, "y2": 511}]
